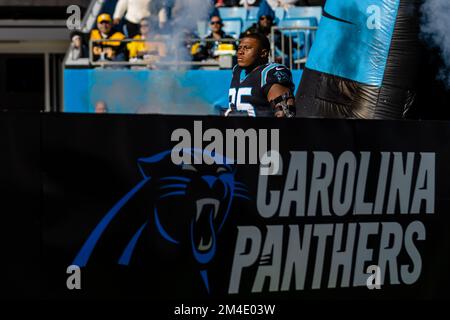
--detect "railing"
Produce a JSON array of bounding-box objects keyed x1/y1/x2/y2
[
  {"x1": 270, "y1": 26, "x2": 318, "y2": 70},
  {"x1": 69, "y1": 27, "x2": 318, "y2": 70},
  {"x1": 88, "y1": 37, "x2": 238, "y2": 70}
]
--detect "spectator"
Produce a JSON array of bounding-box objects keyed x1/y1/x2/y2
[
  {"x1": 127, "y1": 18, "x2": 167, "y2": 64},
  {"x1": 95, "y1": 101, "x2": 108, "y2": 113},
  {"x1": 241, "y1": 0, "x2": 292, "y2": 59},
  {"x1": 149, "y1": 0, "x2": 169, "y2": 30},
  {"x1": 113, "y1": 0, "x2": 167, "y2": 38},
  {"x1": 242, "y1": 0, "x2": 276, "y2": 35},
  {"x1": 70, "y1": 30, "x2": 88, "y2": 60},
  {"x1": 90, "y1": 14, "x2": 127, "y2": 62},
  {"x1": 192, "y1": 15, "x2": 236, "y2": 61}
]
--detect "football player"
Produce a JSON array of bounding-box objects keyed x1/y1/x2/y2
[{"x1": 225, "y1": 33, "x2": 295, "y2": 117}]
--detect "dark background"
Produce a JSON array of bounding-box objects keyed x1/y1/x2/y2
[{"x1": 2, "y1": 113, "x2": 450, "y2": 299}]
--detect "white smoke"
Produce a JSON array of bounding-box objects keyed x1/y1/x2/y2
[
  {"x1": 171, "y1": 0, "x2": 213, "y2": 31},
  {"x1": 421, "y1": 0, "x2": 450, "y2": 89},
  {"x1": 166, "y1": 0, "x2": 214, "y2": 63},
  {"x1": 138, "y1": 0, "x2": 218, "y2": 115}
]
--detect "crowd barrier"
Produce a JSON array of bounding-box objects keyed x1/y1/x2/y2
[{"x1": 63, "y1": 69, "x2": 303, "y2": 114}]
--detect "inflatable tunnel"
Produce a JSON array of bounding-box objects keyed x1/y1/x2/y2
[{"x1": 296, "y1": 0, "x2": 421, "y2": 119}]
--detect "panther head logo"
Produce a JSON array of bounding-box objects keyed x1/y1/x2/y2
[{"x1": 73, "y1": 149, "x2": 249, "y2": 293}]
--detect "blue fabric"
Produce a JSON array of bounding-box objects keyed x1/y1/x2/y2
[
  {"x1": 306, "y1": 0, "x2": 400, "y2": 86},
  {"x1": 64, "y1": 69, "x2": 91, "y2": 113},
  {"x1": 101, "y1": 0, "x2": 118, "y2": 15},
  {"x1": 209, "y1": 1, "x2": 220, "y2": 20},
  {"x1": 64, "y1": 69, "x2": 303, "y2": 115},
  {"x1": 257, "y1": 0, "x2": 275, "y2": 21}
]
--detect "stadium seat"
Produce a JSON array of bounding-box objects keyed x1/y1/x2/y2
[
  {"x1": 243, "y1": 18, "x2": 257, "y2": 32},
  {"x1": 222, "y1": 18, "x2": 243, "y2": 39},
  {"x1": 247, "y1": 7, "x2": 259, "y2": 20},
  {"x1": 275, "y1": 32, "x2": 307, "y2": 61},
  {"x1": 279, "y1": 17, "x2": 318, "y2": 29},
  {"x1": 279, "y1": 18, "x2": 317, "y2": 58},
  {"x1": 279, "y1": 17, "x2": 317, "y2": 45},
  {"x1": 274, "y1": 8, "x2": 286, "y2": 23},
  {"x1": 218, "y1": 7, "x2": 247, "y2": 21},
  {"x1": 285, "y1": 6, "x2": 323, "y2": 23}
]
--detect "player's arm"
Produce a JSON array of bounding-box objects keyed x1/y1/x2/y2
[{"x1": 267, "y1": 84, "x2": 295, "y2": 118}]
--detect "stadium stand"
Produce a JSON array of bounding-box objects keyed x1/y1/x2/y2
[
  {"x1": 63, "y1": 0, "x2": 324, "y2": 113},
  {"x1": 243, "y1": 18, "x2": 257, "y2": 31},
  {"x1": 221, "y1": 18, "x2": 244, "y2": 39},
  {"x1": 217, "y1": 7, "x2": 247, "y2": 21},
  {"x1": 65, "y1": 0, "x2": 323, "y2": 65},
  {"x1": 280, "y1": 17, "x2": 317, "y2": 28},
  {"x1": 217, "y1": 5, "x2": 321, "y2": 40},
  {"x1": 274, "y1": 7, "x2": 285, "y2": 22},
  {"x1": 284, "y1": 6, "x2": 322, "y2": 22},
  {"x1": 277, "y1": 17, "x2": 317, "y2": 64},
  {"x1": 247, "y1": 6, "x2": 260, "y2": 20}
]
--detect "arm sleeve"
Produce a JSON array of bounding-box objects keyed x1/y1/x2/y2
[
  {"x1": 261, "y1": 65, "x2": 295, "y2": 97},
  {"x1": 113, "y1": 0, "x2": 128, "y2": 20}
]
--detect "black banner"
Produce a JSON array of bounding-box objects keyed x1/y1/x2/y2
[{"x1": 2, "y1": 113, "x2": 450, "y2": 300}]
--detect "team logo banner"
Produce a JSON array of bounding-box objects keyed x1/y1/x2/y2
[{"x1": 16, "y1": 115, "x2": 449, "y2": 299}]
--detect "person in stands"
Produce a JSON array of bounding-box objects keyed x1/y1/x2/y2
[
  {"x1": 127, "y1": 18, "x2": 167, "y2": 64},
  {"x1": 90, "y1": 13, "x2": 126, "y2": 62}
]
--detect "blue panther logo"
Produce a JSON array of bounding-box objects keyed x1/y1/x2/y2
[
  {"x1": 73, "y1": 148, "x2": 249, "y2": 293},
  {"x1": 273, "y1": 70, "x2": 291, "y2": 83}
]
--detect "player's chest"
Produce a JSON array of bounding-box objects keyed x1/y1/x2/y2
[{"x1": 230, "y1": 73, "x2": 264, "y2": 100}]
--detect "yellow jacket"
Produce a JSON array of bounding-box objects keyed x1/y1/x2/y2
[
  {"x1": 90, "y1": 29, "x2": 125, "y2": 47},
  {"x1": 127, "y1": 35, "x2": 166, "y2": 59}
]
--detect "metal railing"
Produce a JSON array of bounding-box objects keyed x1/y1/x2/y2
[
  {"x1": 88, "y1": 37, "x2": 238, "y2": 70},
  {"x1": 270, "y1": 26, "x2": 318, "y2": 70},
  {"x1": 69, "y1": 26, "x2": 318, "y2": 70}
]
